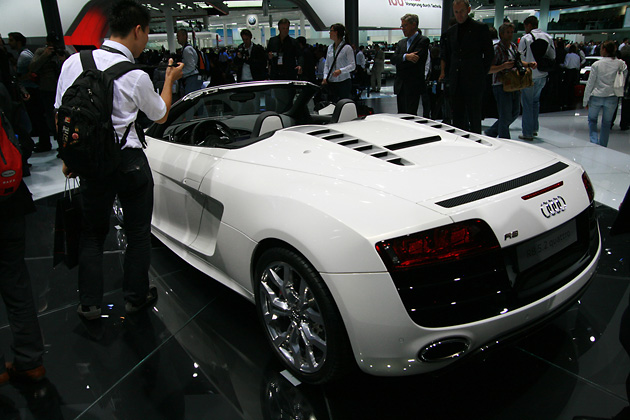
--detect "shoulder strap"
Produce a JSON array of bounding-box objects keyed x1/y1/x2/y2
[
  {"x1": 104, "y1": 60, "x2": 141, "y2": 81},
  {"x1": 80, "y1": 50, "x2": 97, "y2": 71},
  {"x1": 101, "y1": 45, "x2": 127, "y2": 57},
  {"x1": 327, "y1": 42, "x2": 346, "y2": 81}
]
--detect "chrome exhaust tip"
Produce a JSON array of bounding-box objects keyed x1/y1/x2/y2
[{"x1": 418, "y1": 337, "x2": 470, "y2": 363}]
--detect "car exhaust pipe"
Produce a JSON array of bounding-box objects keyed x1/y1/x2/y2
[{"x1": 418, "y1": 338, "x2": 470, "y2": 363}]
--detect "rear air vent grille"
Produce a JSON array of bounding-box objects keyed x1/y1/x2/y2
[
  {"x1": 288, "y1": 126, "x2": 413, "y2": 166},
  {"x1": 398, "y1": 115, "x2": 493, "y2": 146}
]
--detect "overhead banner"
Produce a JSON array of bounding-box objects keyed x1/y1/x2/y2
[{"x1": 305, "y1": 0, "x2": 443, "y2": 30}]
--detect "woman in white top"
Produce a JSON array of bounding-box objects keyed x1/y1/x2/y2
[
  {"x1": 322, "y1": 23, "x2": 356, "y2": 102},
  {"x1": 583, "y1": 40, "x2": 628, "y2": 147}
]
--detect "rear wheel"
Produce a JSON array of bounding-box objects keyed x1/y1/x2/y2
[{"x1": 254, "y1": 247, "x2": 353, "y2": 384}]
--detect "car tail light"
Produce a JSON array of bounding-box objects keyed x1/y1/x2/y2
[
  {"x1": 375, "y1": 219, "x2": 500, "y2": 272},
  {"x1": 582, "y1": 171, "x2": 595, "y2": 203}
]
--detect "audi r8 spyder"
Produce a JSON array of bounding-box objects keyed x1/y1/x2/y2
[{"x1": 143, "y1": 80, "x2": 600, "y2": 384}]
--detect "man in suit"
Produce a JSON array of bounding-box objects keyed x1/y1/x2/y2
[
  {"x1": 439, "y1": 0, "x2": 493, "y2": 133},
  {"x1": 391, "y1": 14, "x2": 430, "y2": 115}
]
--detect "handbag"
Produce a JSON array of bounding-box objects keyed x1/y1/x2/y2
[
  {"x1": 614, "y1": 63, "x2": 626, "y2": 97},
  {"x1": 53, "y1": 179, "x2": 82, "y2": 269},
  {"x1": 501, "y1": 68, "x2": 533, "y2": 92}
]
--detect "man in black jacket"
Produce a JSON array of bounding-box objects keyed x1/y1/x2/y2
[
  {"x1": 391, "y1": 14, "x2": 430, "y2": 115},
  {"x1": 439, "y1": 0, "x2": 493, "y2": 133},
  {"x1": 266, "y1": 18, "x2": 303, "y2": 80},
  {"x1": 234, "y1": 29, "x2": 267, "y2": 82}
]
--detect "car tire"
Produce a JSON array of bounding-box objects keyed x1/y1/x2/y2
[{"x1": 254, "y1": 247, "x2": 353, "y2": 384}]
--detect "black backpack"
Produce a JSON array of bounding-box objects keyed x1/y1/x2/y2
[
  {"x1": 57, "y1": 49, "x2": 139, "y2": 178},
  {"x1": 529, "y1": 33, "x2": 555, "y2": 73}
]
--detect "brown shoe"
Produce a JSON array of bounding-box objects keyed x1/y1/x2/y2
[{"x1": 6, "y1": 363, "x2": 46, "y2": 382}]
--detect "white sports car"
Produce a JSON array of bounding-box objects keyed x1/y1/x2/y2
[{"x1": 143, "y1": 80, "x2": 600, "y2": 384}]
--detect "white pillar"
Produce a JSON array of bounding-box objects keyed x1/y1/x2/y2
[
  {"x1": 163, "y1": 7, "x2": 177, "y2": 53},
  {"x1": 223, "y1": 23, "x2": 227, "y2": 46},
  {"x1": 388, "y1": 29, "x2": 393, "y2": 45},
  {"x1": 494, "y1": 0, "x2": 505, "y2": 31},
  {"x1": 264, "y1": 25, "x2": 271, "y2": 46},
  {"x1": 300, "y1": 14, "x2": 305, "y2": 37},
  {"x1": 539, "y1": 0, "x2": 550, "y2": 32},
  {"x1": 204, "y1": 17, "x2": 210, "y2": 31}
]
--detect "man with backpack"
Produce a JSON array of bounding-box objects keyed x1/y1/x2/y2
[
  {"x1": 54, "y1": 0, "x2": 183, "y2": 321},
  {"x1": 176, "y1": 29, "x2": 203, "y2": 95},
  {"x1": 517, "y1": 15, "x2": 555, "y2": 140}
]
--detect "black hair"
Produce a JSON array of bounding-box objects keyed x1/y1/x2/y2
[
  {"x1": 240, "y1": 29, "x2": 252, "y2": 38},
  {"x1": 523, "y1": 16, "x2": 539, "y2": 28},
  {"x1": 108, "y1": 1, "x2": 151, "y2": 37},
  {"x1": 8, "y1": 32, "x2": 26, "y2": 45}
]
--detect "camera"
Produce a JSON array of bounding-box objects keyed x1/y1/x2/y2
[{"x1": 513, "y1": 50, "x2": 527, "y2": 75}]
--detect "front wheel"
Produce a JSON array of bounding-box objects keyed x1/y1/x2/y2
[{"x1": 254, "y1": 247, "x2": 353, "y2": 384}]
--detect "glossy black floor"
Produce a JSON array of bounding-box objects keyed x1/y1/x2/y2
[{"x1": 0, "y1": 197, "x2": 625, "y2": 419}]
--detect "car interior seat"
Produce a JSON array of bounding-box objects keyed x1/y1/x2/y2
[
  {"x1": 251, "y1": 111, "x2": 284, "y2": 138},
  {"x1": 330, "y1": 99, "x2": 358, "y2": 123}
]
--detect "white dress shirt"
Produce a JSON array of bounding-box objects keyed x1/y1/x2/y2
[
  {"x1": 323, "y1": 42, "x2": 355, "y2": 82},
  {"x1": 55, "y1": 40, "x2": 167, "y2": 149}
]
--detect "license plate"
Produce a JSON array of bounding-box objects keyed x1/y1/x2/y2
[{"x1": 516, "y1": 219, "x2": 578, "y2": 272}]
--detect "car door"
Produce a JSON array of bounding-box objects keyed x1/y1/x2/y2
[{"x1": 148, "y1": 138, "x2": 222, "y2": 248}]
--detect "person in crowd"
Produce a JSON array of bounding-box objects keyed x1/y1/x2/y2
[
  {"x1": 583, "y1": 40, "x2": 627, "y2": 147},
  {"x1": 0, "y1": 111, "x2": 46, "y2": 384},
  {"x1": 55, "y1": 0, "x2": 184, "y2": 320},
  {"x1": 296, "y1": 36, "x2": 316, "y2": 83},
  {"x1": 439, "y1": 0, "x2": 493, "y2": 133},
  {"x1": 485, "y1": 22, "x2": 536, "y2": 139},
  {"x1": 234, "y1": 29, "x2": 266, "y2": 82},
  {"x1": 176, "y1": 29, "x2": 203, "y2": 95},
  {"x1": 517, "y1": 16, "x2": 555, "y2": 140},
  {"x1": 8, "y1": 32, "x2": 50, "y2": 153},
  {"x1": 29, "y1": 34, "x2": 68, "y2": 149},
  {"x1": 620, "y1": 42, "x2": 630, "y2": 131},
  {"x1": 0, "y1": 37, "x2": 33, "y2": 176},
  {"x1": 322, "y1": 23, "x2": 355, "y2": 102},
  {"x1": 561, "y1": 43, "x2": 581, "y2": 109},
  {"x1": 370, "y1": 43, "x2": 384, "y2": 92},
  {"x1": 427, "y1": 45, "x2": 443, "y2": 120},
  {"x1": 266, "y1": 18, "x2": 302, "y2": 80},
  {"x1": 391, "y1": 13, "x2": 430, "y2": 115},
  {"x1": 315, "y1": 45, "x2": 326, "y2": 84},
  {"x1": 355, "y1": 45, "x2": 368, "y2": 88}
]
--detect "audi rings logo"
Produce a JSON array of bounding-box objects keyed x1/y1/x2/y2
[{"x1": 540, "y1": 196, "x2": 567, "y2": 218}]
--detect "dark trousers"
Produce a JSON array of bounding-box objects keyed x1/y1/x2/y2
[
  {"x1": 621, "y1": 97, "x2": 630, "y2": 130},
  {"x1": 24, "y1": 88, "x2": 50, "y2": 147},
  {"x1": 328, "y1": 78, "x2": 353, "y2": 102},
  {"x1": 397, "y1": 89, "x2": 421, "y2": 115},
  {"x1": 0, "y1": 213, "x2": 44, "y2": 370},
  {"x1": 78, "y1": 148, "x2": 154, "y2": 307},
  {"x1": 451, "y1": 94, "x2": 483, "y2": 134}
]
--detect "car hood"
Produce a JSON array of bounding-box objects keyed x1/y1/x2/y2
[{"x1": 225, "y1": 114, "x2": 567, "y2": 210}]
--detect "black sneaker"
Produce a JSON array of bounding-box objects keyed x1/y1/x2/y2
[
  {"x1": 125, "y1": 286, "x2": 158, "y2": 314},
  {"x1": 77, "y1": 305, "x2": 101, "y2": 320},
  {"x1": 33, "y1": 143, "x2": 52, "y2": 153}
]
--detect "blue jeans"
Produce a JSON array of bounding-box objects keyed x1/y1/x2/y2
[
  {"x1": 520, "y1": 77, "x2": 546, "y2": 137},
  {"x1": 588, "y1": 96, "x2": 619, "y2": 147},
  {"x1": 486, "y1": 85, "x2": 521, "y2": 139}
]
